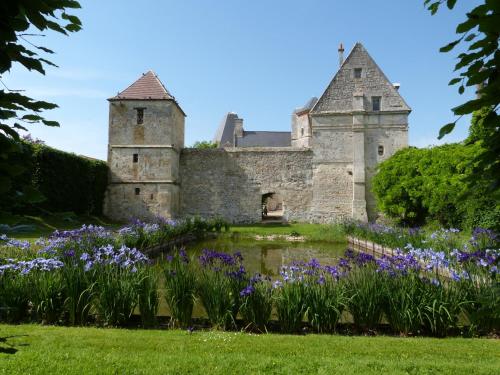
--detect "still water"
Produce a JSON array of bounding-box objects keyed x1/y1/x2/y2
[
  {"x1": 189, "y1": 237, "x2": 347, "y2": 276},
  {"x1": 157, "y1": 237, "x2": 347, "y2": 317}
]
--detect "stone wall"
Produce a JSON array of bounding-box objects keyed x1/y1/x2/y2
[
  {"x1": 104, "y1": 99, "x2": 184, "y2": 221},
  {"x1": 179, "y1": 148, "x2": 314, "y2": 223}
]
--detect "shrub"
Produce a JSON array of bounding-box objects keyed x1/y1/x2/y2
[
  {"x1": 372, "y1": 143, "x2": 498, "y2": 230},
  {"x1": 163, "y1": 249, "x2": 197, "y2": 328}
]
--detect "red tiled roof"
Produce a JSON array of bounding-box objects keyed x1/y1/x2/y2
[{"x1": 110, "y1": 71, "x2": 174, "y2": 100}]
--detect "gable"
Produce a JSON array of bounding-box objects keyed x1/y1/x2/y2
[{"x1": 311, "y1": 43, "x2": 411, "y2": 114}]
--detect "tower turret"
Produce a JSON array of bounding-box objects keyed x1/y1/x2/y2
[{"x1": 104, "y1": 71, "x2": 185, "y2": 220}]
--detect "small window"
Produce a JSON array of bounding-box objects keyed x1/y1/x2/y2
[
  {"x1": 136, "y1": 108, "x2": 144, "y2": 125},
  {"x1": 372, "y1": 96, "x2": 381, "y2": 111},
  {"x1": 354, "y1": 68, "x2": 362, "y2": 78},
  {"x1": 301, "y1": 127, "x2": 304, "y2": 137},
  {"x1": 150, "y1": 193, "x2": 154, "y2": 200},
  {"x1": 133, "y1": 153, "x2": 138, "y2": 163},
  {"x1": 135, "y1": 187, "x2": 140, "y2": 195},
  {"x1": 378, "y1": 145, "x2": 384, "y2": 156}
]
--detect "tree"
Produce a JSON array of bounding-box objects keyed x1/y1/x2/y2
[
  {"x1": 0, "y1": 0, "x2": 82, "y2": 204},
  {"x1": 192, "y1": 140, "x2": 218, "y2": 149},
  {"x1": 424, "y1": 0, "x2": 499, "y2": 193},
  {"x1": 371, "y1": 143, "x2": 500, "y2": 229}
]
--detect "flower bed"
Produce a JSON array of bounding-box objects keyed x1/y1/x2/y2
[{"x1": 1, "y1": 221, "x2": 498, "y2": 337}]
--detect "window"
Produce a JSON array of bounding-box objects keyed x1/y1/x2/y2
[
  {"x1": 372, "y1": 96, "x2": 381, "y2": 111},
  {"x1": 354, "y1": 68, "x2": 362, "y2": 78},
  {"x1": 135, "y1": 187, "x2": 140, "y2": 195},
  {"x1": 378, "y1": 145, "x2": 384, "y2": 156},
  {"x1": 136, "y1": 108, "x2": 144, "y2": 124},
  {"x1": 301, "y1": 127, "x2": 304, "y2": 137},
  {"x1": 133, "y1": 153, "x2": 138, "y2": 163}
]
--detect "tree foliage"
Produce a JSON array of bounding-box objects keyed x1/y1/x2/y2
[
  {"x1": 192, "y1": 140, "x2": 218, "y2": 149},
  {"x1": 425, "y1": 0, "x2": 499, "y2": 192},
  {"x1": 1, "y1": 139, "x2": 108, "y2": 215},
  {"x1": 0, "y1": 0, "x2": 82, "y2": 203},
  {"x1": 372, "y1": 144, "x2": 499, "y2": 230}
]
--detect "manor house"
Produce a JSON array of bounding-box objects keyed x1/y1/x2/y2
[{"x1": 104, "y1": 43, "x2": 410, "y2": 223}]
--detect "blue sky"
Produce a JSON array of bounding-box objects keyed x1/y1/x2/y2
[{"x1": 4, "y1": 0, "x2": 479, "y2": 160}]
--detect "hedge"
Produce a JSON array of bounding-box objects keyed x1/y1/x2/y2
[{"x1": 2, "y1": 140, "x2": 108, "y2": 215}]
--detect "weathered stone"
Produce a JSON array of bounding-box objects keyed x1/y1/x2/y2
[{"x1": 104, "y1": 43, "x2": 410, "y2": 223}]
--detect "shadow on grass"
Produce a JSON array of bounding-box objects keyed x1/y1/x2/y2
[{"x1": 0, "y1": 335, "x2": 29, "y2": 355}]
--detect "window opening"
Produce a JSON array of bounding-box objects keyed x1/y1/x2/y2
[
  {"x1": 136, "y1": 108, "x2": 144, "y2": 124},
  {"x1": 378, "y1": 145, "x2": 384, "y2": 156}
]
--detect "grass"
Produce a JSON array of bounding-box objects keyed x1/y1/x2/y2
[
  {"x1": 228, "y1": 223, "x2": 347, "y2": 243},
  {"x1": 0, "y1": 212, "x2": 121, "y2": 240},
  {"x1": 0, "y1": 324, "x2": 498, "y2": 374}
]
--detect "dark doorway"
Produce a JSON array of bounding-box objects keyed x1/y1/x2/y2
[{"x1": 262, "y1": 192, "x2": 284, "y2": 221}]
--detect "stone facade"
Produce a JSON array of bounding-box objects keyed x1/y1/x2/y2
[
  {"x1": 180, "y1": 148, "x2": 313, "y2": 223},
  {"x1": 104, "y1": 43, "x2": 410, "y2": 223}
]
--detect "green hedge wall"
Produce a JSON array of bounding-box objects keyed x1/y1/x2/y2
[{"x1": 4, "y1": 141, "x2": 108, "y2": 215}]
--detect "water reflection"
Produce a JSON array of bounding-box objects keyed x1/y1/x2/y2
[
  {"x1": 189, "y1": 238, "x2": 347, "y2": 276},
  {"x1": 157, "y1": 237, "x2": 347, "y2": 317}
]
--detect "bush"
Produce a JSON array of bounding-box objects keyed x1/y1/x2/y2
[
  {"x1": 1, "y1": 140, "x2": 108, "y2": 215},
  {"x1": 372, "y1": 143, "x2": 498, "y2": 230}
]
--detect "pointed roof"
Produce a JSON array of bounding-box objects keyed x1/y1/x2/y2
[
  {"x1": 109, "y1": 70, "x2": 185, "y2": 115},
  {"x1": 311, "y1": 43, "x2": 411, "y2": 114},
  {"x1": 110, "y1": 71, "x2": 174, "y2": 100}
]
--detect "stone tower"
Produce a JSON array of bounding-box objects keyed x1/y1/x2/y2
[
  {"x1": 104, "y1": 71, "x2": 185, "y2": 221},
  {"x1": 309, "y1": 42, "x2": 410, "y2": 222}
]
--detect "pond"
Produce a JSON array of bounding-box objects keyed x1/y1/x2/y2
[
  {"x1": 189, "y1": 237, "x2": 347, "y2": 276},
  {"x1": 157, "y1": 236, "x2": 348, "y2": 317}
]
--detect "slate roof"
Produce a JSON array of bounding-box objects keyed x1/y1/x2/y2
[
  {"x1": 110, "y1": 71, "x2": 173, "y2": 100},
  {"x1": 311, "y1": 43, "x2": 411, "y2": 114},
  {"x1": 213, "y1": 112, "x2": 239, "y2": 146},
  {"x1": 294, "y1": 97, "x2": 318, "y2": 116},
  {"x1": 236, "y1": 131, "x2": 291, "y2": 147}
]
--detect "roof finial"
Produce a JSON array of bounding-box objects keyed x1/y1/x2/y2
[{"x1": 338, "y1": 43, "x2": 345, "y2": 67}]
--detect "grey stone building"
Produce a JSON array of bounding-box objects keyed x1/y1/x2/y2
[{"x1": 104, "y1": 43, "x2": 410, "y2": 223}]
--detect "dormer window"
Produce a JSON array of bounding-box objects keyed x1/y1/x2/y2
[
  {"x1": 354, "y1": 68, "x2": 362, "y2": 79},
  {"x1": 372, "y1": 96, "x2": 381, "y2": 111},
  {"x1": 135, "y1": 108, "x2": 144, "y2": 124}
]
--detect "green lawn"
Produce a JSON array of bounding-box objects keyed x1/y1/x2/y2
[{"x1": 0, "y1": 325, "x2": 498, "y2": 374}]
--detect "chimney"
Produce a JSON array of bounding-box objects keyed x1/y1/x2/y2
[
  {"x1": 338, "y1": 43, "x2": 345, "y2": 67},
  {"x1": 234, "y1": 117, "x2": 244, "y2": 138}
]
